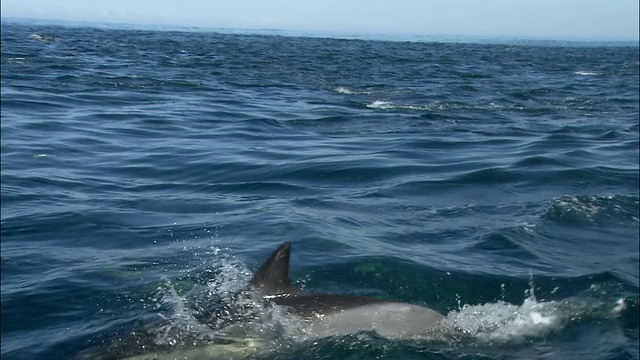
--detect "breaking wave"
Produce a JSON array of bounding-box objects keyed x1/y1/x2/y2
[{"x1": 543, "y1": 194, "x2": 639, "y2": 226}]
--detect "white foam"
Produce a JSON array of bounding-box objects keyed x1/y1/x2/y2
[
  {"x1": 401, "y1": 104, "x2": 432, "y2": 110},
  {"x1": 335, "y1": 86, "x2": 356, "y2": 94},
  {"x1": 574, "y1": 71, "x2": 601, "y2": 76},
  {"x1": 334, "y1": 86, "x2": 373, "y2": 95},
  {"x1": 366, "y1": 100, "x2": 396, "y2": 109},
  {"x1": 366, "y1": 100, "x2": 436, "y2": 111}
]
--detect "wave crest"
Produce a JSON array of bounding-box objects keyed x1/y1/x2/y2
[{"x1": 543, "y1": 194, "x2": 639, "y2": 226}]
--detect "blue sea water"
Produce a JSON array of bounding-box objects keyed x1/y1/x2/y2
[{"x1": 1, "y1": 20, "x2": 639, "y2": 360}]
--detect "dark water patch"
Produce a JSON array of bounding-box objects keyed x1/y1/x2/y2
[
  {"x1": 201, "y1": 181, "x2": 319, "y2": 197},
  {"x1": 1, "y1": 97, "x2": 70, "y2": 110},
  {"x1": 456, "y1": 71, "x2": 494, "y2": 80},
  {"x1": 469, "y1": 230, "x2": 537, "y2": 256},
  {"x1": 552, "y1": 125, "x2": 633, "y2": 142},
  {"x1": 449, "y1": 167, "x2": 523, "y2": 185},
  {"x1": 551, "y1": 167, "x2": 638, "y2": 187},
  {"x1": 418, "y1": 111, "x2": 456, "y2": 121},
  {"x1": 509, "y1": 87, "x2": 559, "y2": 101},
  {"x1": 599, "y1": 129, "x2": 628, "y2": 140},
  {"x1": 605, "y1": 96, "x2": 639, "y2": 104},
  {"x1": 456, "y1": 84, "x2": 480, "y2": 93},
  {"x1": 511, "y1": 155, "x2": 569, "y2": 168},
  {"x1": 287, "y1": 115, "x2": 358, "y2": 128}
]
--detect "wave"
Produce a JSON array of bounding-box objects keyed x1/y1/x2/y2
[
  {"x1": 366, "y1": 100, "x2": 396, "y2": 109},
  {"x1": 366, "y1": 100, "x2": 432, "y2": 110},
  {"x1": 543, "y1": 194, "x2": 639, "y2": 226},
  {"x1": 334, "y1": 86, "x2": 374, "y2": 95}
]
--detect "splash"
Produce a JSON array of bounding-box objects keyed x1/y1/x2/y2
[
  {"x1": 147, "y1": 248, "x2": 302, "y2": 343},
  {"x1": 445, "y1": 297, "x2": 561, "y2": 343},
  {"x1": 440, "y1": 277, "x2": 631, "y2": 346},
  {"x1": 544, "y1": 194, "x2": 639, "y2": 225},
  {"x1": 153, "y1": 285, "x2": 218, "y2": 345}
]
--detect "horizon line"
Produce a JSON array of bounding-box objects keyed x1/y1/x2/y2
[{"x1": 2, "y1": 16, "x2": 639, "y2": 45}]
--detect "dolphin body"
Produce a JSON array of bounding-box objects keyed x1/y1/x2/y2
[
  {"x1": 247, "y1": 241, "x2": 446, "y2": 339},
  {"x1": 74, "y1": 242, "x2": 446, "y2": 359}
]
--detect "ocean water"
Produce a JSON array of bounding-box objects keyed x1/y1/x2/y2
[{"x1": 1, "y1": 20, "x2": 639, "y2": 360}]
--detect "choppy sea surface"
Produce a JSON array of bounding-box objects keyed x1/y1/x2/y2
[{"x1": 1, "y1": 20, "x2": 639, "y2": 360}]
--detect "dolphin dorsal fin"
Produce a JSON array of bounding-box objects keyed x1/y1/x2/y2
[{"x1": 250, "y1": 242, "x2": 294, "y2": 295}]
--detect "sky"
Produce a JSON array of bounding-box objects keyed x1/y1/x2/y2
[{"x1": 1, "y1": 0, "x2": 638, "y2": 41}]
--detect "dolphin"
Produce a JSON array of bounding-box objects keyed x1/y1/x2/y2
[
  {"x1": 74, "y1": 242, "x2": 446, "y2": 359},
  {"x1": 246, "y1": 241, "x2": 446, "y2": 339}
]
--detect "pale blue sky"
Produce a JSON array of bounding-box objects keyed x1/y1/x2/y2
[{"x1": 1, "y1": 0, "x2": 638, "y2": 41}]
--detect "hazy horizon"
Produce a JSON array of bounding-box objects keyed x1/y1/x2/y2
[{"x1": 2, "y1": 1, "x2": 639, "y2": 42}]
